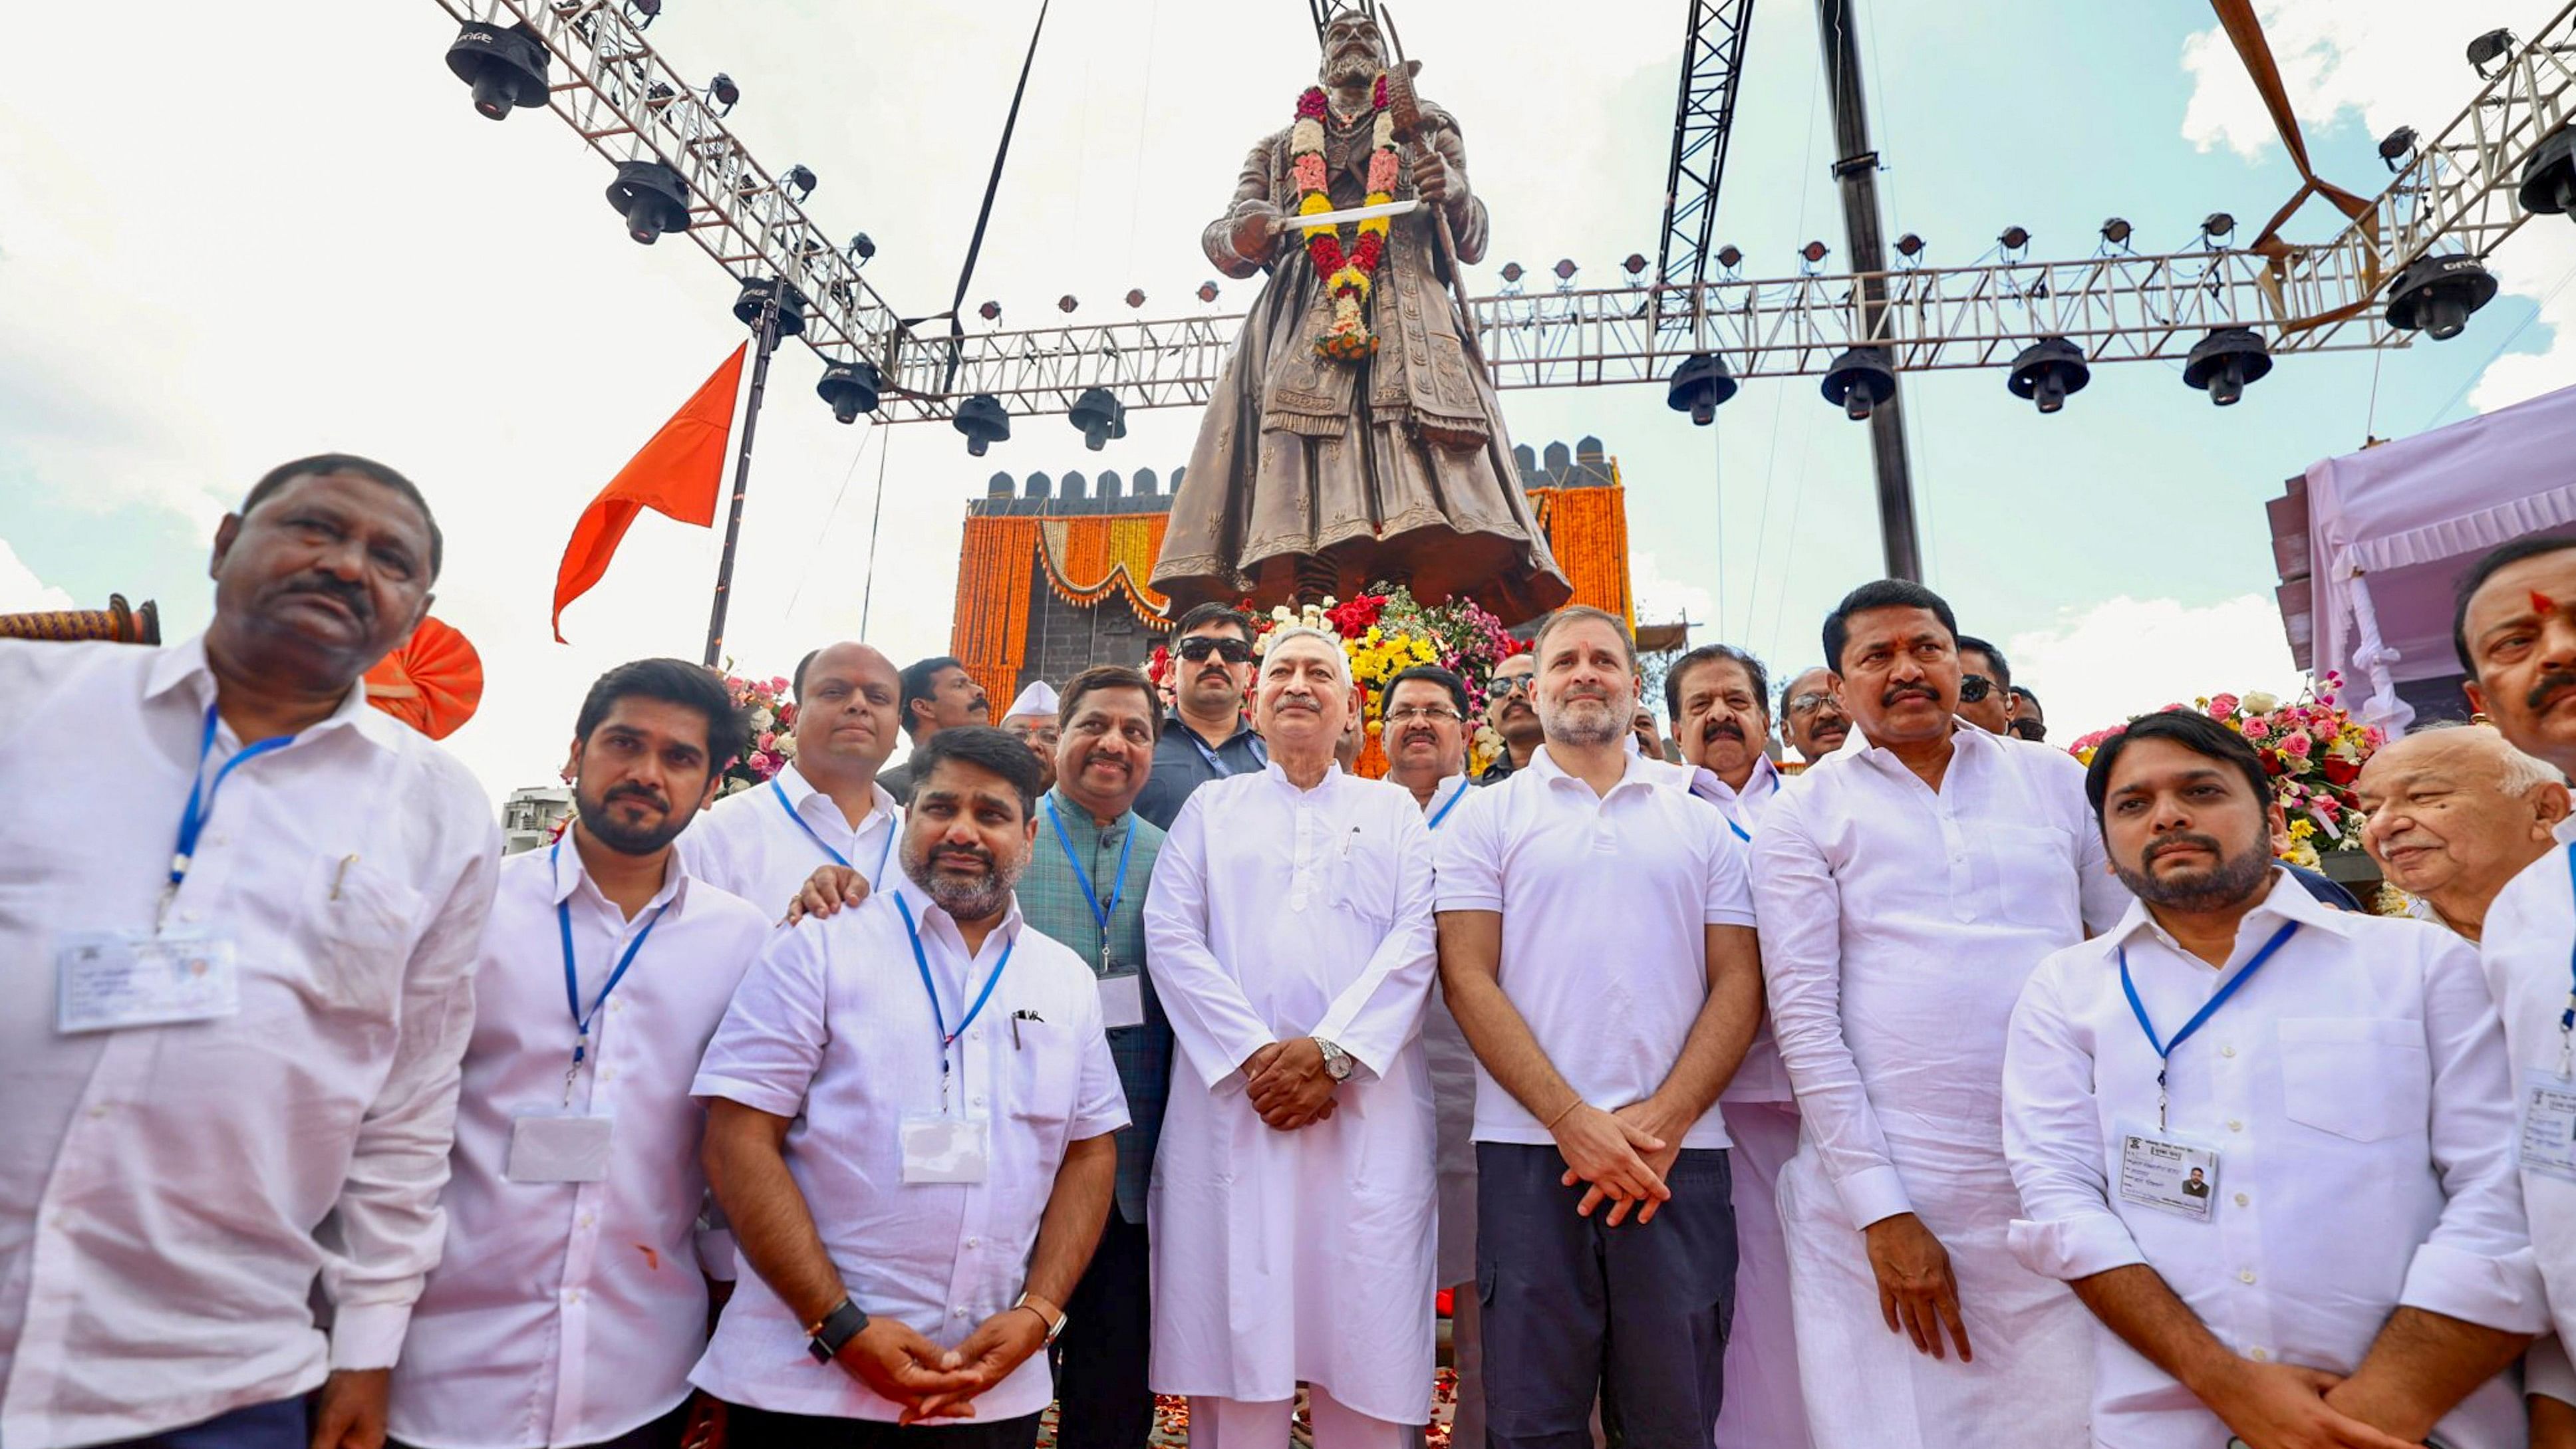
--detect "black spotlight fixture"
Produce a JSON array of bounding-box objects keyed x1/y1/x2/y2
[
  {"x1": 2100, "y1": 216, "x2": 2133, "y2": 247},
  {"x1": 847, "y1": 232, "x2": 876, "y2": 265},
  {"x1": 1058, "y1": 294, "x2": 1080, "y2": 313},
  {"x1": 1069, "y1": 387, "x2": 1127, "y2": 451},
  {"x1": 1622, "y1": 252, "x2": 1649, "y2": 280},
  {"x1": 1665, "y1": 352, "x2": 1737, "y2": 426},
  {"x1": 1800, "y1": 239, "x2": 1830, "y2": 265},
  {"x1": 1553, "y1": 258, "x2": 1580, "y2": 284},
  {"x1": 954, "y1": 394, "x2": 1011, "y2": 457},
  {"x1": 1997, "y1": 225, "x2": 2030, "y2": 253},
  {"x1": 2006, "y1": 336, "x2": 2090, "y2": 415},
  {"x1": 1894, "y1": 232, "x2": 1926, "y2": 261},
  {"x1": 2201, "y1": 211, "x2": 2235, "y2": 246},
  {"x1": 978, "y1": 299, "x2": 1002, "y2": 322},
  {"x1": 2468, "y1": 27, "x2": 2515, "y2": 78},
  {"x1": 1499, "y1": 261, "x2": 1525, "y2": 285},
  {"x1": 2182, "y1": 327, "x2": 2271, "y2": 406},
  {"x1": 2521, "y1": 123, "x2": 2576, "y2": 217},
  {"x1": 706, "y1": 72, "x2": 740, "y2": 116},
  {"x1": 445, "y1": 21, "x2": 550, "y2": 120},
  {"x1": 606, "y1": 160, "x2": 688, "y2": 244},
  {"x1": 1821, "y1": 348, "x2": 1896, "y2": 421},
  {"x1": 780, "y1": 164, "x2": 817, "y2": 202},
  {"x1": 1197, "y1": 279, "x2": 1221, "y2": 303},
  {"x1": 732, "y1": 277, "x2": 807, "y2": 338},
  {"x1": 2379, "y1": 125, "x2": 2419, "y2": 172},
  {"x1": 2384, "y1": 253, "x2": 2499, "y2": 340},
  {"x1": 1715, "y1": 244, "x2": 1743, "y2": 270},
  {"x1": 622, "y1": 0, "x2": 660, "y2": 27},
  {"x1": 815, "y1": 358, "x2": 883, "y2": 424},
  {"x1": 1126, "y1": 288, "x2": 1148, "y2": 308}
]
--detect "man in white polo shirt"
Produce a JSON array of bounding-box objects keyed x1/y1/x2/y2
[
  {"x1": 692, "y1": 726, "x2": 1126, "y2": 1445},
  {"x1": 680, "y1": 640, "x2": 903, "y2": 920},
  {"x1": 1663, "y1": 642, "x2": 1803, "y2": 1449},
  {"x1": 0, "y1": 454, "x2": 500, "y2": 1449},
  {"x1": 1435, "y1": 606, "x2": 1763, "y2": 1449},
  {"x1": 2005, "y1": 709, "x2": 2538, "y2": 1447},
  {"x1": 388, "y1": 660, "x2": 774, "y2": 1449}
]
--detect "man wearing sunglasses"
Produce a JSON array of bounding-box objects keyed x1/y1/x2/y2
[
  {"x1": 1954, "y1": 636, "x2": 2013, "y2": 735},
  {"x1": 2007, "y1": 686, "x2": 2046, "y2": 743},
  {"x1": 1133, "y1": 603, "x2": 1268, "y2": 830},
  {"x1": 1476, "y1": 650, "x2": 1544, "y2": 783}
]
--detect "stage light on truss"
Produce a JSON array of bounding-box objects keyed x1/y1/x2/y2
[
  {"x1": 1821, "y1": 348, "x2": 1896, "y2": 421},
  {"x1": 1894, "y1": 233, "x2": 1926, "y2": 262},
  {"x1": 1552, "y1": 259, "x2": 1579, "y2": 285},
  {"x1": 1197, "y1": 280, "x2": 1221, "y2": 303},
  {"x1": 1998, "y1": 226, "x2": 2031, "y2": 255},
  {"x1": 816, "y1": 358, "x2": 883, "y2": 424},
  {"x1": 607, "y1": 160, "x2": 690, "y2": 244},
  {"x1": 1622, "y1": 253, "x2": 1649, "y2": 281},
  {"x1": 1799, "y1": 240, "x2": 1830, "y2": 266},
  {"x1": 706, "y1": 72, "x2": 740, "y2": 116},
  {"x1": 2379, "y1": 126, "x2": 2419, "y2": 172},
  {"x1": 781, "y1": 165, "x2": 817, "y2": 202},
  {"x1": 2384, "y1": 254, "x2": 2498, "y2": 340},
  {"x1": 732, "y1": 276, "x2": 807, "y2": 338},
  {"x1": 1665, "y1": 352, "x2": 1737, "y2": 426},
  {"x1": 2200, "y1": 211, "x2": 2235, "y2": 246},
  {"x1": 622, "y1": 0, "x2": 661, "y2": 28},
  {"x1": 1715, "y1": 244, "x2": 1743, "y2": 271},
  {"x1": 1058, "y1": 295, "x2": 1080, "y2": 314},
  {"x1": 2100, "y1": 217, "x2": 2132, "y2": 247},
  {"x1": 1499, "y1": 261, "x2": 1526, "y2": 289},
  {"x1": 847, "y1": 233, "x2": 877, "y2": 265},
  {"x1": 955, "y1": 394, "x2": 1012, "y2": 456},
  {"x1": 444, "y1": 21, "x2": 550, "y2": 121},
  {"x1": 2006, "y1": 337, "x2": 2090, "y2": 416},
  {"x1": 2468, "y1": 27, "x2": 2515, "y2": 78},
  {"x1": 2182, "y1": 327, "x2": 2269, "y2": 406},
  {"x1": 2521, "y1": 123, "x2": 2576, "y2": 218},
  {"x1": 1070, "y1": 387, "x2": 1128, "y2": 451},
  {"x1": 979, "y1": 299, "x2": 1002, "y2": 323},
  {"x1": 1126, "y1": 289, "x2": 1148, "y2": 309}
]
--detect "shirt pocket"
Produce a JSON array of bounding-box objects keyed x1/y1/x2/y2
[
  {"x1": 1989, "y1": 823, "x2": 2079, "y2": 928},
  {"x1": 296, "y1": 853, "x2": 424, "y2": 1017},
  {"x1": 1004, "y1": 1013, "x2": 1079, "y2": 1130},
  {"x1": 1334, "y1": 833, "x2": 1402, "y2": 928},
  {"x1": 2278, "y1": 1016, "x2": 2429, "y2": 1144}
]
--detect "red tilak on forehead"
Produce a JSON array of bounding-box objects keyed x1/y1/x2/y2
[{"x1": 2537, "y1": 590, "x2": 2562, "y2": 616}]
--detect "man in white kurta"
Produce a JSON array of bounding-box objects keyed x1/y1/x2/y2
[
  {"x1": 1750, "y1": 583, "x2": 2130, "y2": 1449},
  {"x1": 1143, "y1": 626, "x2": 1439, "y2": 1448}
]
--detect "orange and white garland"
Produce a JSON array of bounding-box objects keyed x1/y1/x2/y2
[{"x1": 1292, "y1": 77, "x2": 1399, "y2": 360}]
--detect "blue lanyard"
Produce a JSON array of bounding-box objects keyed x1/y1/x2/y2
[
  {"x1": 167, "y1": 702, "x2": 297, "y2": 915},
  {"x1": 772, "y1": 779, "x2": 895, "y2": 880},
  {"x1": 551, "y1": 842, "x2": 666, "y2": 1101},
  {"x1": 2120, "y1": 920, "x2": 2298, "y2": 1128},
  {"x1": 1426, "y1": 777, "x2": 1471, "y2": 831},
  {"x1": 1190, "y1": 727, "x2": 1268, "y2": 777},
  {"x1": 1044, "y1": 797, "x2": 1135, "y2": 940},
  {"x1": 895, "y1": 892, "x2": 1015, "y2": 1111}
]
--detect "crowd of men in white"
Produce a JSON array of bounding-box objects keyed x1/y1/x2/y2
[{"x1": 10, "y1": 454, "x2": 2576, "y2": 1449}]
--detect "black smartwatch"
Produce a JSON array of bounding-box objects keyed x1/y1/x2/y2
[{"x1": 807, "y1": 1297, "x2": 870, "y2": 1364}]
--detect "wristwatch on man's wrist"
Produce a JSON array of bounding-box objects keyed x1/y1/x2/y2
[
  {"x1": 1313, "y1": 1037, "x2": 1354, "y2": 1081},
  {"x1": 1015, "y1": 1291, "x2": 1070, "y2": 1345},
  {"x1": 807, "y1": 1297, "x2": 870, "y2": 1363}
]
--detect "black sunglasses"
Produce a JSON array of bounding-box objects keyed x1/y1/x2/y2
[
  {"x1": 1958, "y1": 674, "x2": 1995, "y2": 704},
  {"x1": 1177, "y1": 636, "x2": 1253, "y2": 664}
]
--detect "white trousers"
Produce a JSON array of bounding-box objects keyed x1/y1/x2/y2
[
  {"x1": 1713, "y1": 1100, "x2": 1810, "y2": 1449},
  {"x1": 1193, "y1": 1388, "x2": 1409, "y2": 1449}
]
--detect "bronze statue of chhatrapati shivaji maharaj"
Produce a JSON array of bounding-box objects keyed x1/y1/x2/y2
[{"x1": 1148, "y1": 8, "x2": 1571, "y2": 622}]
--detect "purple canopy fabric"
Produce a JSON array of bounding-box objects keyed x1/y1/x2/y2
[{"x1": 2303, "y1": 382, "x2": 2576, "y2": 732}]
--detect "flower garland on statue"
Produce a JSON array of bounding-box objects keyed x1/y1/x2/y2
[{"x1": 1292, "y1": 76, "x2": 1401, "y2": 361}]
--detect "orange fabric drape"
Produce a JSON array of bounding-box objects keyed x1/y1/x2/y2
[
  {"x1": 552, "y1": 344, "x2": 746, "y2": 642},
  {"x1": 952, "y1": 516, "x2": 1042, "y2": 708},
  {"x1": 1528, "y1": 485, "x2": 1634, "y2": 625},
  {"x1": 1037, "y1": 515, "x2": 1174, "y2": 621},
  {"x1": 364, "y1": 616, "x2": 485, "y2": 739}
]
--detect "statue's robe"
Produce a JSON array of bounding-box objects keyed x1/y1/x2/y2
[{"x1": 1150, "y1": 102, "x2": 1570, "y2": 621}]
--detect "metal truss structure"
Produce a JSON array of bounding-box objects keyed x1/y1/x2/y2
[
  {"x1": 1653, "y1": 0, "x2": 1758, "y2": 322},
  {"x1": 438, "y1": 0, "x2": 2576, "y2": 423}
]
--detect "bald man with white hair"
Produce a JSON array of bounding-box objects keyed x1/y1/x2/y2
[{"x1": 2357, "y1": 724, "x2": 2569, "y2": 942}]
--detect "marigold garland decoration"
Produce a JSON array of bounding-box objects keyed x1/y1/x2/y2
[{"x1": 1294, "y1": 76, "x2": 1399, "y2": 362}]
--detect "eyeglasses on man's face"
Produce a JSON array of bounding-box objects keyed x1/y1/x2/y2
[
  {"x1": 1957, "y1": 674, "x2": 1995, "y2": 704},
  {"x1": 1385, "y1": 704, "x2": 1463, "y2": 725},
  {"x1": 1177, "y1": 635, "x2": 1253, "y2": 664},
  {"x1": 1786, "y1": 691, "x2": 1840, "y2": 717}
]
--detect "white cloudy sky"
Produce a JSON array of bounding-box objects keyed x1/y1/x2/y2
[{"x1": 2, "y1": 0, "x2": 2568, "y2": 797}]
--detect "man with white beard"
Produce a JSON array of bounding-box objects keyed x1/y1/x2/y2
[
  {"x1": 1750, "y1": 580, "x2": 2130, "y2": 1449},
  {"x1": 1143, "y1": 626, "x2": 1439, "y2": 1449}
]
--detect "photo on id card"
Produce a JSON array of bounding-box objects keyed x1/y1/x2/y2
[{"x1": 2118, "y1": 1126, "x2": 2219, "y2": 1222}]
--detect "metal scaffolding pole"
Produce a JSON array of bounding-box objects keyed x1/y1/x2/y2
[{"x1": 1816, "y1": 0, "x2": 1921, "y2": 582}]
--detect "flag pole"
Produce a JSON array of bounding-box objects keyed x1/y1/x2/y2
[{"x1": 702, "y1": 281, "x2": 782, "y2": 668}]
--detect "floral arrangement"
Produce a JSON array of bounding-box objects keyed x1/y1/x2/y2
[
  {"x1": 1292, "y1": 77, "x2": 1398, "y2": 360},
  {"x1": 2067, "y1": 672, "x2": 2385, "y2": 868},
  {"x1": 718, "y1": 671, "x2": 799, "y2": 798},
  {"x1": 1149, "y1": 585, "x2": 1523, "y2": 779}
]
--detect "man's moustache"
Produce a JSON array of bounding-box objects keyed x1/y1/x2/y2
[
  {"x1": 1881, "y1": 684, "x2": 1938, "y2": 707},
  {"x1": 1701, "y1": 720, "x2": 1745, "y2": 743},
  {"x1": 2529, "y1": 671, "x2": 2576, "y2": 711},
  {"x1": 1081, "y1": 753, "x2": 1129, "y2": 773},
  {"x1": 604, "y1": 785, "x2": 667, "y2": 811},
  {"x1": 279, "y1": 577, "x2": 370, "y2": 620},
  {"x1": 2146, "y1": 832, "x2": 2225, "y2": 865}
]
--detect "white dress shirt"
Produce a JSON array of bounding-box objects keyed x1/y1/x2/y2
[
  {"x1": 0, "y1": 636, "x2": 499, "y2": 1449},
  {"x1": 677, "y1": 761, "x2": 899, "y2": 921},
  {"x1": 2480, "y1": 824, "x2": 2576, "y2": 1396},
  {"x1": 388, "y1": 843, "x2": 773, "y2": 1449},
  {"x1": 689, "y1": 874, "x2": 1128, "y2": 1422},
  {"x1": 2006, "y1": 871, "x2": 2542, "y2": 1448},
  {"x1": 1436, "y1": 747, "x2": 1757, "y2": 1150},
  {"x1": 1681, "y1": 756, "x2": 1790, "y2": 1103}
]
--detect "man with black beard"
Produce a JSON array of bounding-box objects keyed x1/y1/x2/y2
[
  {"x1": 2003, "y1": 710, "x2": 2537, "y2": 1449},
  {"x1": 694, "y1": 727, "x2": 1126, "y2": 1444},
  {"x1": 390, "y1": 660, "x2": 774, "y2": 1449}
]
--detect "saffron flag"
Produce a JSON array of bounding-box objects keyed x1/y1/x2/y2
[{"x1": 551, "y1": 343, "x2": 746, "y2": 642}]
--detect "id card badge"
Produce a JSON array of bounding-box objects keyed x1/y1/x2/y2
[
  {"x1": 901, "y1": 1115, "x2": 990, "y2": 1184},
  {"x1": 1099, "y1": 972, "x2": 1146, "y2": 1031},
  {"x1": 56, "y1": 929, "x2": 240, "y2": 1033},
  {"x1": 2117, "y1": 1125, "x2": 2221, "y2": 1222},
  {"x1": 2520, "y1": 1070, "x2": 2576, "y2": 1183},
  {"x1": 505, "y1": 1115, "x2": 615, "y2": 1182}
]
